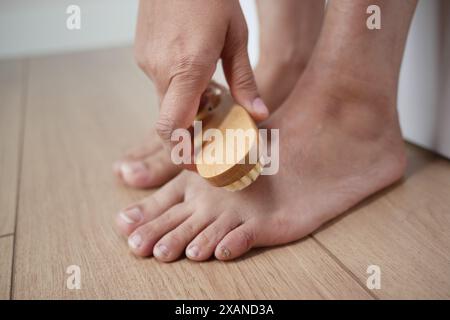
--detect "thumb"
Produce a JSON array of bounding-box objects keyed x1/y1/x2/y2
[{"x1": 222, "y1": 22, "x2": 269, "y2": 121}]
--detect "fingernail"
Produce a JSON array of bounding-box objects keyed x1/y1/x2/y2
[
  {"x1": 128, "y1": 234, "x2": 142, "y2": 249},
  {"x1": 186, "y1": 245, "x2": 199, "y2": 258},
  {"x1": 252, "y1": 97, "x2": 269, "y2": 116},
  {"x1": 120, "y1": 161, "x2": 147, "y2": 176},
  {"x1": 119, "y1": 207, "x2": 143, "y2": 224},
  {"x1": 154, "y1": 244, "x2": 169, "y2": 257},
  {"x1": 220, "y1": 246, "x2": 231, "y2": 258}
]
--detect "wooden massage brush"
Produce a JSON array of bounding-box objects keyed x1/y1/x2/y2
[{"x1": 194, "y1": 82, "x2": 264, "y2": 191}]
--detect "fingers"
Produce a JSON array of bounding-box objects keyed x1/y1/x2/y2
[
  {"x1": 134, "y1": 0, "x2": 267, "y2": 154},
  {"x1": 156, "y1": 59, "x2": 216, "y2": 147},
  {"x1": 222, "y1": 10, "x2": 269, "y2": 122}
]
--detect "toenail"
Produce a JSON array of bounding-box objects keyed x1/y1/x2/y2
[
  {"x1": 121, "y1": 162, "x2": 147, "y2": 176},
  {"x1": 154, "y1": 244, "x2": 169, "y2": 258},
  {"x1": 186, "y1": 245, "x2": 199, "y2": 258},
  {"x1": 119, "y1": 207, "x2": 143, "y2": 224},
  {"x1": 128, "y1": 234, "x2": 142, "y2": 249},
  {"x1": 220, "y1": 246, "x2": 231, "y2": 258}
]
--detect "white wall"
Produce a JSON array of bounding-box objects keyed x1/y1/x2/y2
[
  {"x1": 1, "y1": 0, "x2": 449, "y2": 158},
  {"x1": 0, "y1": 0, "x2": 137, "y2": 58},
  {"x1": 397, "y1": 0, "x2": 450, "y2": 158}
]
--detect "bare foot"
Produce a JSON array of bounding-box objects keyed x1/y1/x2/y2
[{"x1": 115, "y1": 75, "x2": 407, "y2": 261}]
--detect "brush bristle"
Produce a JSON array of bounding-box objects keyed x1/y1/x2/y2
[{"x1": 223, "y1": 158, "x2": 264, "y2": 191}]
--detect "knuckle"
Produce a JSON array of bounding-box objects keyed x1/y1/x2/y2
[
  {"x1": 179, "y1": 222, "x2": 196, "y2": 237},
  {"x1": 134, "y1": 52, "x2": 147, "y2": 71},
  {"x1": 228, "y1": 27, "x2": 248, "y2": 53},
  {"x1": 236, "y1": 26, "x2": 249, "y2": 46},
  {"x1": 237, "y1": 227, "x2": 255, "y2": 250},
  {"x1": 134, "y1": 46, "x2": 157, "y2": 75},
  {"x1": 146, "y1": 197, "x2": 162, "y2": 216},
  {"x1": 139, "y1": 225, "x2": 155, "y2": 239},
  {"x1": 232, "y1": 67, "x2": 255, "y2": 91},
  {"x1": 155, "y1": 116, "x2": 176, "y2": 141},
  {"x1": 193, "y1": 217, "x2": 216, "y2": 239},
  {"x1": 133, "y1": 44, "x2": 144, "y2": 64},
  {"x1": 197, "y1": 229, "x2": 214, "y2": 245},
  {"x1": 166, "y1": 232, "x2": 183, "y2": 246},
  {"x1": 170, "y1": 54, "x2": 212, "y2": 80},
  {"x1": 134, "y1": 48, "x2": 149, "y2": 69}
]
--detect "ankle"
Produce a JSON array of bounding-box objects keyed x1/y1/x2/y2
[
  {"x1": 293, "y1": 68, "x2": 403, "y2": 153},
  {"x1": 296, "y1": 73, "x2": 408, "y2": 181},
  {"x1": 305, "y1": 54, "x2": 399, "y2": 107},
  {"x1": 301, "y1": 60, "x2": 399, "y2": 120}
]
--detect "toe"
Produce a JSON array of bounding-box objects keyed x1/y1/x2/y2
[
  {"x1": 119, "y1": 150, "x2": 180, "y2": 189},
  {"x1": 140, "y1": 151, "x2": 181, "y2": 187},
  {"x1": 186, "y1": 212, "x2": 242, "y2": 261},
  {"x1": 124, "y1": 138, "x2": 161, "y2": 160},
  {"x1": 119, "y1": 161, "x2": 152, "y2": 188},
  {"x1": 128, "y1": 203, "x2": 192, "y2": 257},
  {"x1": 153, "y1": 212, "x2": 214, "y2": 262},
  {"x1": 113, "y1": 138, "x2": 160, "y2": 178},
  {"x1": 115, "y1": 175, "x2": 185, "y2": 236},
  {"x1": 214, "y1": 220, "x2": 259, "y2": 261}
]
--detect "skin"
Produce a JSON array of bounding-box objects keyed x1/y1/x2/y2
[
  {"x1": 134, "y1": 0, "x2": 269, "y2": 151},
  {"x1": 255, "y1": 0, "x2": 324, "y2": 110},
  {"x1": 116, "y1": 0, "x2": 418, "y2": 262},
  {"x1": 114, "y1": 0, "x2": 324, "y2": 189}
]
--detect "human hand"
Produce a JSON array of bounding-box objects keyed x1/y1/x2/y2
[{"x1": 134, "y1": 0, "x2": 269, "y2": 149}]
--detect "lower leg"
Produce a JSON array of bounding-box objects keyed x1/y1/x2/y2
[
  {"x1": 307, "y1": 0, "x2": 417, "y2": 101},
  {"x1": 291, "y1": 0, "x2": 419, "y2": 165},
  {"x1": 255, "y1": 0, "x2": 324, "y2": 110}
]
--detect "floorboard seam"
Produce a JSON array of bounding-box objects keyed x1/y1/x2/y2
[
  {"x1": 9, "y1": 59, "x2": 29, "y2": 301},
  {"x1": 0, "y1": 233, "x2": 14, "y2": 239},
  {"x1": 311, "y1": 236, "x2": 379, "y2": 300}
]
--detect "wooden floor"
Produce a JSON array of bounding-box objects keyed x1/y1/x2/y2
[{"x1": 1, "y1": 47, "x2": 449, "y2": 300}]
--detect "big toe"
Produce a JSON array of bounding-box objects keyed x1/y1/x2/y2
[
  {"x1": 116, "y1": 160, "x2": 152, "y2": 188},
  {"x1": 115, "y1": 150, "x2": 181, "y2": 189},
  {"x1": 115, "y1": 175, "x2": 186, "y2": 236}
]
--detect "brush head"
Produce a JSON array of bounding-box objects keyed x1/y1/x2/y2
[{"x1": 195, "y1": 82, "x2": 263, "y2": 191}]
